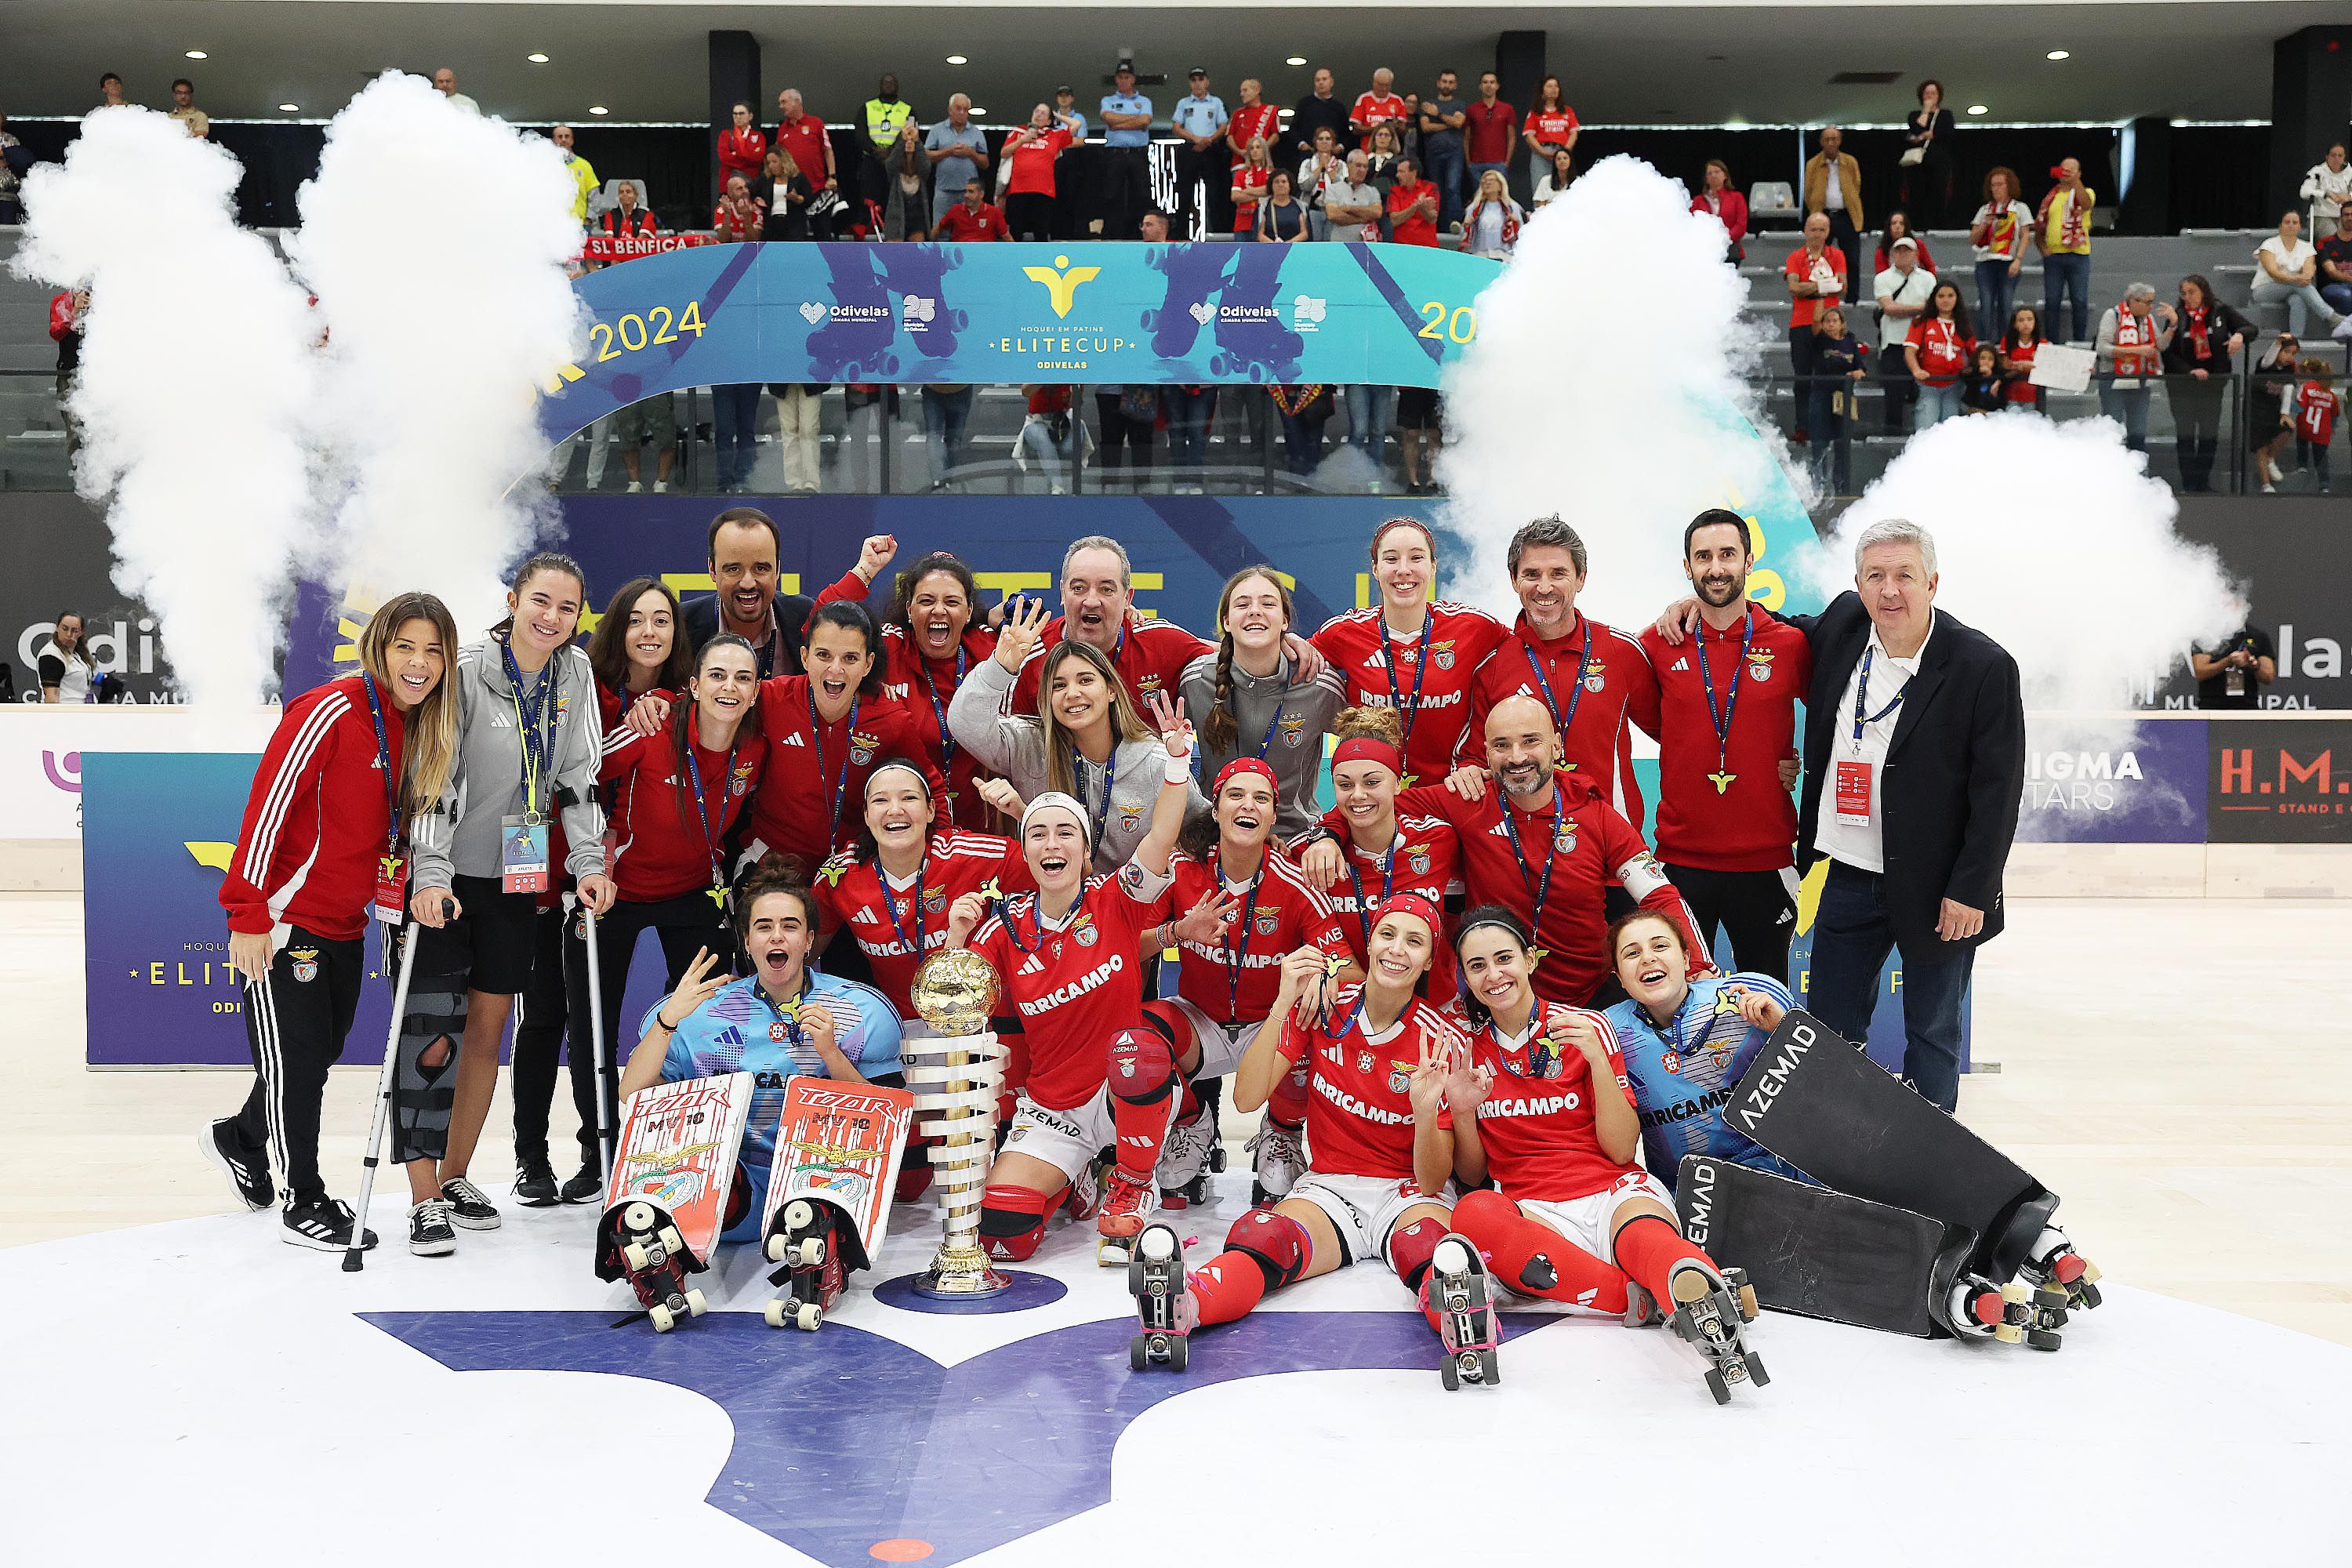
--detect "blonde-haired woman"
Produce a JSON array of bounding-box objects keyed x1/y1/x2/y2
[
  {"x1": 1461, "y1": 168, "x2": 1524, "y2": 259},
  {"x1": 205, "y1": 592, "x2": 463, "y2": 1251}
]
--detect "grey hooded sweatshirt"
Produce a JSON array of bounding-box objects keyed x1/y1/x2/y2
[{"x1": 410, "y1": 636, "x2": 608, "y2": 890}]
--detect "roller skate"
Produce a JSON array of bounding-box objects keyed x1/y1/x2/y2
[
  {"x1": 1245, "y1": 1116, "x2": 1305, "y2": 1207},
  {"x1": 1062, "y1": 1156, "x2": 1106, "y2": 1221},
  {"x1": 605, "y1": 1199, "x2": 709, "y2": 1333},
  {"x1": 1950, "y1": 1272, "x2": 2070, "y2": 1351},
  {"x1": 2016, "y1": 1224, "x2": 2103, "y2": 1312},
  {"x1": 1423, "y1": 1234, "x2": 1502, "y2": 1391},
  {"x1": 1626, "y1": 1265, "x2": 1754, "y2": 1328},
  {"x1": 1668, "y1": 1258, "x2": 1769, "y2": 1404},
  {"x1": 1095, "y1": 1168, "x2": 1160, "y2": 1265},
  {"x1": 763, "y1": 1197, "x2": 847, "y2": 1330},
  {"x1": 1127, "y1": 1223, "x2": 1198, "y2": 1371},
  {"x1": 1156, "y1": 1102, "x2": 1218, "y2": 1210}
]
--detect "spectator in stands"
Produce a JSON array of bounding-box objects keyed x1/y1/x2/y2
[
  {"x1": 601, "y1": 180, "x2": 659, "y2": 238},
  {"x1": 1168, "y1": 69, "x2": 1230, "y2": 234},
  {"x1": 1270, "y1": 383, "x2": 1334, "y2": 477},
  {"x1": 1017, "y1": 384, "x2": 1082, "y2": 493},
  {"x1": 1997, "y1": 303, "x2": 2048, "y2": 412},
  {"x1": 432, "y1": 68, "x2": 479, "y2": 115},
  {"x1": 169, "y1": 78, "x2": 209, "y2": 139},
  {"x1": 878, "y1": 120, "x2": 930, "y2": 239},
  {"x1": 1900, "y1": 79, "x2": 1955, "y2": 227},
  {"x1": 1099, "y1": 64, "x2": 1153, "y2": 240},
  {"x1": 937, "y1": 177, "x2": 1007, "y2": 241},
  {"x1": 921, "y1": 382, "x2": 975, "y2": 491},
  {"x1": 0, "y1": 114, "x2": 27, "y2": 225},
  {"x1": 712, "y1": 175, "x2": 764, "y2": 242},
  {"x1": 1300, "y1": 126, "x2": 1345, "y2": 241},
  {"x1": 924, "y1": 95, "x2": 989, "y2": 230},
  {"x1": 550, "y1": 125, "x2": 597, "y2": 227},
  {"x1": 1785, "y1": 212, "x2": 1849, "y2": 442},
  {"x1": 615, "y1": 387, "x2": 677, "y2": 494},
  {"x1": 2093, "y1": 282, "x2": 2173, "y2": 453},
  {"x1": 1366, "y1": 123, "x2": 1406, "y2": 209},
  {"x1": 1386, "y1": 158, "x2": 1439, "y2": 247},
  {"x1": 1396, "y1": 385, "x2": 1441, "y2": 494},
  {"x1": 1969, "y1": 166, "x2": 2031, "y2": 339},
  {"x1": 1464, "y1": 72, "x2": 1515, "y2": 198},
  {"x1": 2302, "y1": 143, "x2": 2350, "y2": 241},
  {"x1": 1521, "y1": 78, "x2": 1579, "y2": 182},
  {"x1": 2251, "y1": 209, "x2": 2344, "y2": 339},
  {"x1": 1054, "y1": 85, "x2": 1089, "y2": 142},
  {"x1": 1231, "y1": 136, "x2": 1275, "y2": 237},
  {"x1": 1290, "y1": 68, "x2": 1350, "y2": 167},
  {"x1": 1692, "y1": 158, "x2": 1748, "y2": 263},
  {"x1": 1093, "y1": 383, "x2": 1157, "y2": 488},
  {"x1": 1804, "y1": 126, "x2": 1866, "y2": 271},
  {"x1": 760, "y1": 151, "x2": 816, "y2": 241},
  {"x1": 1420, "y1": 71, "x2": 1468, "y2": 231},
  {"x1": 1874, "y1": 211, "x2": 1936, "y2": 278},
  {"x1": 1229, "y1": 79, "x2": 1280, "y2": 183},
  {"x1": 1396, "y1": 92, "x2": 1425, "y2": 168},
  {"x1": 1960, "y1": 344, "x2": 2006, "y2": 416},
  {"x1": 1809, "y1": 304, "x2": 1868, "y2": 495},
  {"x1": 2034, "y1": 158, "x2": 2096, "y2": 341},
  {"x1": 1873, "y1": 235, "x2": 1935, "y2": 436},
  {"x1": 1461, "y1": 169, "x2": 1523, "y2": 259},
  {"x1": 1256, "y1": 167, "x2": 1308, "y2": 243},
  {"x1": 2287, "y1": 359, "x2": 2339, "y2": 493},
  {"x1": 1165, "y1": 383, "x2": 1215, "y2": 491},
  {"x1": 37, "y1": 613, "x2": 96, "y2": 703},
  {"x1": 2191, "y1": 621, "x2": 2276, "y2": 709},
  {"x1": 858, "y1": 76, "x2": 915, "y2": 217},
  {"x1": 2164, "y1": 274, "x2": 2252, "y2": 492},
  {"x1": 766, "y1": 381, "x2": 824, "y2": 495},
  {"x1": 99, "y1": 73, "x2": 129, "y2": 109},
  {"x1": 1004, "y1": 103, "x2": 1082, "y2": 241},
  {"x1": 1531, "y1": 147, "x2": 1576, "y2": 211},
  {"x1": 718, "y1": 101, "x2": 767, "y2": 192},
  {"x1": 1351, "y1": 69, "x2": 1407, "y2": 152},
  {"x1": 1906, "y1": 280, "x2": 1976, "y2": 430},
  {"x1": 2250, "y1": 333, "x2": 2299, "y2": 492},
  {"x1": 1322, "y1": 151, "x2": 1380, "y2": 242},
  {"x1": 2318, "y1": 221, "x2": 2352, "y2": 325},
  {"x1": 774, "y1": 90, "x2": 839, "y2": 238},
  {"x1": 48, "y1": 288, "x2": 86, "y2": 458},
  {"x1": 1345, "y1": 358, "x2": 1394, "y2": 492},
  {"x1": 1140, "y1": 209, "x2": 1171, "y2": 242}
]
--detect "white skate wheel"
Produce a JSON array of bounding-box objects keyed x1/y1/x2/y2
[
  {"x1": 765, "y1": 1299, "x2": 788, "y2": 1329},
  {"x1": 622, "y1": 1201, "x2": 659, "y2": 1232},
  {"x1": 658, "y1": 1225, "x2": 685, "y2": 1256},
  {"x1": 622, "y1": 1241, "x2": 650, "y2": 1272},
  {"x1": 1433, "y1": 1238, "x2": 1470, "y2": 1275},
  {"x1": 785, "y1": 1199, "x2": 816, "y2": 1231},
  {"x1": 796, "y1": 1237, "x2": 825, "y2": 1268},
  {"x1": 1139, "y1": 1227, "x2": 1175, "y2": 1262},
  {"x1": 796, "y1": 1302, "x2": 823, "y2": 1331},
  {"x1": 684, "y1": 1288, "x2": 708, "y2": 1317},
  {"x1": 648, "y1": 1303, "x2": 676, "y2": 1332},
  {"x1": 765, "y1": 1233, "x2": 788, "y2": 1264}
]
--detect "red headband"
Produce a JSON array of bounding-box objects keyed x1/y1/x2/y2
[
  {"x1": 1331, "y1": 736, "x2": 1402, "y2": 775},
  {"x1": 1371, "y1": 891, "x2": 1441, "y2": 935},
  {"x1": 1213, "y1": 757, "x2": 1278, "y2": 798}
]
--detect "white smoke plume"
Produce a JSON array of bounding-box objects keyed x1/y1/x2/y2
[
  {"x1": 1810, "y1": 412, "x2": 2240, "y2": 719},
  {"x1": 1436, "y1": 154, "x2": 1784, "y2": 626},
  {"x1": 11, "y1": 109, "x2": 320, "y2": 709},
  {"x1": 290, "y1": 71, "x2": 586, "y2": 632}
]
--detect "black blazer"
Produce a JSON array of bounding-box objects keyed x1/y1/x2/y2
[
  {"x1": 680, "y1": 590, "x2": 822, "y2": 680},
  {"x1": 1791, "y1": 593, "x2": 2024, "y2": 953}
]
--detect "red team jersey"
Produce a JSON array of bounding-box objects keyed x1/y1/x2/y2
[
  {"x1": 2295, "y1": 382, "x2": 2341, "y2": 445},
  {"x1": 599, "y1": 725, "x2": 764, "y2": 902},
  {"x1": 1164, "y1": 852, "x2": 1353, "y2": 1025},
  {"x1": 1007, "y1": 614, "x2": 1213, "y2": 715},
  {"x1": 1635, "y1": 604, "x2": 1813, "y2": 873},
  {"x1": 815, "y1": 831, "x2": 1031, "y2": 1018},
  {"x1": 1312, "y1": 602, "x2": 1510, "y2": 784},
  {"x1": 1276, "y1": 985, "x2": 1465, "y2": 1179},
  {"x1": 1443, "y1": 1001, "x2": 1643, "y2": 1203},
  {"x1": 968, "y1": 858, "x2": 1174, "y2": 1110},
  {"x1": 1523, "y1": 106, "x2": 1580, "y2": 148},
  {"x1": 878, "y1": 622, "x2": 1000, "y2": 832},
  {"x1": 1467, "y1": 611, "x2": 1659, "y2": 826},
  {"x1": 1399, "y1": 772, "x2": 1701, "y2": 1007},
  {"x1": 220, "y1": 674, "x2": 404, "y2": 942},
  {"x1": 1229, "y1": 102, "x2": 1282, "y2": 164},
  {"x1": 1306, "y1": 805, "x2": 1464, "y2": 1000},
  {"x1": 745, "y1": 677, "x2": 944, "y2": 867}
]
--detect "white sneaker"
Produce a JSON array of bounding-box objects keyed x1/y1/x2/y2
[
  {"x1": 2333, "y1": 314, "x2": 2352, "y2": 341},
  {"x1": 653, "y1": 480, "x2": 670, "y2": 494},
  {"x1": 625, "y1": 480, "x2": 643, "y2": 494},
  {"x1": 2262, "y1": 482, "x2": 2277, "y2": 494}
]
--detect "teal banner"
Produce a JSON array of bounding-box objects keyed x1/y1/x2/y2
[{"x1": 540, "y1": 241, "x2": 1501, "y2": 441}]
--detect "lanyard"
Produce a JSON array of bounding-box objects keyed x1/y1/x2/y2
[
  {"x1": 1519, "y1": 619, "x2": 1592, "y2": 760},
  {"x1": 997, "y1": 887, "x2": 1054, "y2": 956},
  {"x1": 878, "y1": 845, "x2": 929, "y2": 960},
  {"x1": 917, "y1": 648, "x2": 965, "y2": 777},
  {"x1": 1850, "y1": 645, "x2": 1908, "y2": 746},
  {"x1": 1646, "y1": 991, "x2": 1702, "y2": 1067},
  {"x1": 1252, "y1": 699, "x2": 1288, "y2": 762},
  {"x1": 1345, "y1": 837, "x2": 1396, "y2": 958},
  {"x1": 757, "y1": 978, "x2": 811, "y2": 1045},
  {"x1": 1497, "y1": 793, "x2": 1562, "y2": 940},
  {"x1": 1327, "y1": 988, "x2": 1369, "y2": 1046},
  {"x1": 808, "y1": 687, "x2": 862, "y2": 845},
  {"x1": 503, "y1": 641, "x2": 559, "y2": 816},
  {"x1": 1697, "y1": 609, "x2": 1755, "y2": 788},
  {"x1": 1379, "y1": 614, "x2": 1431, "y2": 753},
  {"x1": 681, "y1": 738, "x2": 736, "y2": 906},
  {"x1": 1076, "y1": 749, "x2": 1119, "y2": 864},
  {"x1": 1218, "y1": 863, "x2": 1265, "y2": 1024},
  {"x1": 360, "y1": 673, "x2": 401, "y2": 853}
]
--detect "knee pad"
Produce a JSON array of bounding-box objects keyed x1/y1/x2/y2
[
  {"x1": 1224, "y1": 1208, "x2": 1311, "y2": 1291},
  {"x1": 391, "y1": 980, "x2": 467, "y2": 1163},
  {"x1": 1450, "y1": 1187, "x2": 1515, "y2": 1236},
  {"x1": 1387, "y1": 1215, "x2": 1449, "y2": 1292},
  {"x1": 1138, "y1": 1000, "x2": 1193, "y2": 1056},
  {"x1": 978, "y1": 1182, "x2": 1055, "y2": 1261},
  {"x1": 1106, "y1": 1025, "x2": 1176, "y2": 1106}
]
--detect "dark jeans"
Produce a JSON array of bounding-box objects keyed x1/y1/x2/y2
[
  {"x1": 921, "y1": 385, "x2": 975, "y2": 485},
  {"x1": 1173, "y1": 144, "x2": 1227, "y2": 235},
  {"x1": 1165, "y1": 386, "x2": 1214, "y2": 476},
  {"x1": 1098, "y1": 147, "x2": 1149, "y2": 238},
  {"x1": 1823, "y1": 212, "x2": 1861, "y2": 278},
  {"x1": 1093, "y1": 390, "x2": 1155, "y2": 482},
  {"x1": 1278, "y1": 406, "x2": 1330, "y2": 475},
  {"x1": 1787, "y1": 325, "x2": 1820, "y2": 435},
  {"x1": 1806, "y1": 379, "x2": 1853, "y2": 495},
  {"x1": 1423, "y1": 143, "x2": 1466, "y2": 230},
  {"x1": 1005, "y1": 191, "x2": 1055, "y2": 241},
  {"x1": 1805, "y1": 858, "x2": 1974, "y2": 1112},
  {"x1": 1974, "y1": 259, "x2": 2018, "y2": 340},
  {"x1": 1663, "y1": 863, "x2": 1797, "y2": 983},
  {"x1": 713, "y1": 383, "x2": 761, "y2": 488},
  {"x1": 2098, "y1": 379, "x2": 2152, "y2": 452},
  {"x1": 2043, "y1": 252, "x2": 2091, "y2": 341},
  {"x1": 2171, "y1": 374, "x2": 2228, "y2": 492}
]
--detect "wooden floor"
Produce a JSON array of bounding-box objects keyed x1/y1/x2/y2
[{"x1": 8, "y1": 891, "x2": 2349, "y2": 1346}]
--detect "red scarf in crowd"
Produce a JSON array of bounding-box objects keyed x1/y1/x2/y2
[
  {"x1": 2039, "y1": 184, "x2": 2087, "y2": 249},
  {"x1": 2111, "y1": 301, "x2": 2154, "y2": 373},
  {"x1": 2184, "y1": 304, "x2": 2212, "y2": 361}
]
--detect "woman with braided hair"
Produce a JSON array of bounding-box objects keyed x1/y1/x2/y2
[{"x1": 1177, "y1": 564, "x2": 1346, "y2": 842}]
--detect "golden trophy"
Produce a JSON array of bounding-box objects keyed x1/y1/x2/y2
[{"x1": 906, "y1": 949, "x2": 1012, "y2": 1298}]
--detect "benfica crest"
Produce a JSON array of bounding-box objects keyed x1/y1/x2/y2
[
  {"x1": 922, "y1": 887, "x2": 948, "y2": 914},
  {"x1": 848, "y1": 731, "x2": 880, "y2": 767},
  {"x1": 1254, "y1": 910, "x2": 1281, "y2": 935},
  {"x1": 1278, "y1": 713, "x2": 1309, "y2": 749},
  {"x1": 1406, "y1": 844, "x2": 1431, "y2": 876},
  {"x1": 1432, "y1": 640, "x2": 1457, "y2": 671},
  {"x1": 1388, "y1": 1064, "x2": 1411, "y2": 1094},
  {"x1": 1073, "y1": 915, "x2": 1100, "y2": 947},
  {"x1": 289, "y1": 948, "x2": 320, "y2": 983},
  {"x1": 1553, "y1": 818, "x2": 1578, "y2": 855}
]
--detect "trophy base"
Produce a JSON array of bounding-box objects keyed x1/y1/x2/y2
[{"x1": 910, "y1": 1246, "x2": 1011, "y2": 1300}]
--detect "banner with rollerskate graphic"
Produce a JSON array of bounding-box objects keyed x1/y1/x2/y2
[{"x1": 763, "y1": 1077, "x2": 917, "y2": 1268}]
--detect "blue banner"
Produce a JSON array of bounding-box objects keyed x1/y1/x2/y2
[{"x1": 540, "y1": 242, "x2": 1501, "y2": 441}]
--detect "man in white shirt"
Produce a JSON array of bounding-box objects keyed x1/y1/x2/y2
[
  {"x1": 1873, "y1": 237, "x2": 1936, "y2": 434},
  {"x1": 433, "y1": 67, "x2": 481, "y2": 116},
  {"x1": 1322, "y1": 149, "x2": 1383, "y2": 242}
]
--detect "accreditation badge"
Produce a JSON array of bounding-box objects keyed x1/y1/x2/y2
[
  {"x1": 501, "y1": 813, "x2": 551, "y2": 894},
  {"x1": 1833, "y1": 760, "x2": 1874, "y2": 826},
  {"x1": 373, "y1": 853, "x2": 408, "y2": 925}
]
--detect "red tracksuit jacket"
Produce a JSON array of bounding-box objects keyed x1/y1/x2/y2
[{"x1": 220, "y1": 675, "x2": 402, "y2": 942}]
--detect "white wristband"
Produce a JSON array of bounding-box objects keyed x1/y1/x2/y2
[{"x1": 1163, "y1": 753, "x2": 1192, "y2": 786}]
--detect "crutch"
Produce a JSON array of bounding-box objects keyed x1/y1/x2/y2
[
  {"x1": 343, "y1": 909, "x2": 432, "y2": 1272},
  {"x1": 583, "y1": 903, "x2": 616, "y2": 1186}
]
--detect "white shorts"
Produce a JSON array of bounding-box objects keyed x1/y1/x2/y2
[
  {"x1": 1001, "y1": 1085, "x2": 1177, "y2": 1184},
  {"x1": 1155, "y1": 995, "x2": 1265, "y2": 1078},
  {"x1": 1515, "y1": 1170, "x2": 1675, "y2": 1267},
  {"x1": 1288, "y1": 1171, "x2": 1451, "y2": 1268}
]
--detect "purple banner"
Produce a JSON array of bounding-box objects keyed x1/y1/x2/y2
[{"x1": 2016, "y1": 719, "x2": 2208, "y2": 844}]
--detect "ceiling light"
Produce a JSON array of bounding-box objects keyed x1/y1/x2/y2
[
  {"x1": 969, "y1": 107, "x2": 988, "y2": 117},
  {"x1": 185, "y1": 49, "x2": 208, "y2": 60},
  {"x1": 946, "y1": 55, "x2": 967, "y2": 66},
  {"x1": 1967, "y1": 103, "x2": 1989, "y2": 114},
  {"x1": 527, "y1": 53, "x2": 550, "y2": 64},
  {"x1": 2045, "y1": 49, "x2": 2071, "y2": 60},
  {"x1": 279, "y1": 103, "x2": 300, "y2": 113},
  {"x1": 1286, "y1": 56, "x2": 1308, "y2": 67},
  {"x1": 588, "y1": 105, "x2": 609, "y2": 117}
]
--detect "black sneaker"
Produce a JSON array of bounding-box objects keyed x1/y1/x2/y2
[
  {"x1": 409, "y1": 1199, "x2": 457, "y2": 1256},
  {"x1": 439, "y1": 1176, "x2": 502, "y2": 1230},
  {"x1": 559, "y1": 1163, "x2": 604, "y2": 1206},
  {"x1": 282, "y1": 1196, "x2": 376, "y2": 1252},
  {"x1": 201, "y1": 1118, "x2": 274, "y2": 1210},
  {"x1": 514, "y1": 1152, "x2": 560, "y2": 1208}
]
